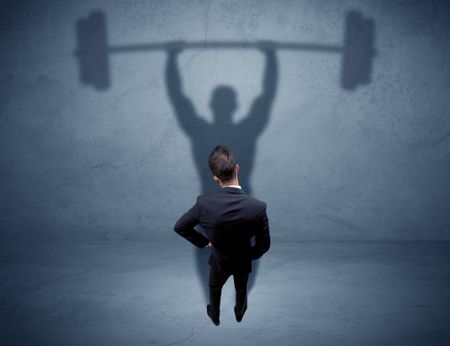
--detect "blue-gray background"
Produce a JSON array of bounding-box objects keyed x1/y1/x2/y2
[{"x1": 1, "y1": 0, "x2": 449, "y2": 242}]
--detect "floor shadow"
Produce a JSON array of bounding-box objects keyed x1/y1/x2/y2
[{"x1": 165, "y1": 44, "x2": 278, "y2": 301}]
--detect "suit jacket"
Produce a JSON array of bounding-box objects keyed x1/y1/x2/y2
[{"x1": 174, "y1": 186, "x2": 270, "y2": 273}]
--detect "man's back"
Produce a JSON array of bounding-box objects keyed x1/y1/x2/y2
[
  {"x1": 175, "y1": 186, "x2": 270, "y2": 274},
  {"x1": 173, "y1": 145, "x2": 270, "y2": 325}
]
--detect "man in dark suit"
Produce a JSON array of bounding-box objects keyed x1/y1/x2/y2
[{"x1": 174, "y1": 145, "x2": 271, "y2": 326}]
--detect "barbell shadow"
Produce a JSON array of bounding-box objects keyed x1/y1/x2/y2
[{"x1": 74, "y1": 10, "x2": 376, "y2": 91}]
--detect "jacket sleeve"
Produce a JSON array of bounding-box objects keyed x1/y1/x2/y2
[
  {"x1": 251, "y1": 205, "x2": 271, "y2": 260},
  {"x1": 174, "y1": 199, "x2": 209, "y2": 248}
]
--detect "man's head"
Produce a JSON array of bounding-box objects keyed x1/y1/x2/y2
[
  {"x1": 208, "y1": 145, "x2": 240, "y2": 185},
  {"x1": 210, "y1": 86, "x2": 237, "y2": 124}
]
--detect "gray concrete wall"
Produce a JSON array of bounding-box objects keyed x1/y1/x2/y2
[{"x1": 1, "y1": 0, "x2": 449, "y2": 241}]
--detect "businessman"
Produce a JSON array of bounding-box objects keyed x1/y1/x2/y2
[{"x1": 174, "y1": 145, "x2": 271, "y2": 326}]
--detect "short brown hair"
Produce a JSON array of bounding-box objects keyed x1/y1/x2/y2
[{"x1": 208, "y1": 145, "x2": 236, "y2": 183}]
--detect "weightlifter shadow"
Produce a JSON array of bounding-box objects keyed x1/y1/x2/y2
[
  {"x1": 165, "y1": 42, "x2": 278, "y2": 302},
  {"x1": 74, "y1": 8, "x2": 375, "y2": 302}
]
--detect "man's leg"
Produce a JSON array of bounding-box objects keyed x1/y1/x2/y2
[
  {"x1": 208, "y1": 266, "x2": 230, "y2": 321},
  {"x1": 233, "y1": 271, "x2": 249, "y2": 321}
]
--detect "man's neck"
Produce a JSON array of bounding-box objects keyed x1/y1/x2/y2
[{"x1": 220, "y1": 180, "x2": 240, "y2": 188}]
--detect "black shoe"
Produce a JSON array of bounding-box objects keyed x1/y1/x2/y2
[
  {"x1": 207, "y1": 304, "x2": 220, "y2": 326},
  {"x1": 234, "y1": 303, "x2": 247, "y2": 322}
]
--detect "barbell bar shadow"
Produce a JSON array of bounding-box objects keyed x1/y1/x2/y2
[{"x1": 75, "y1": 10, "x2": 375, "y2": 91}]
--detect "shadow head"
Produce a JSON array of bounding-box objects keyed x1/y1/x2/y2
[{"x1": 210, "y1": 86, "x2": 238, "y2": 123}]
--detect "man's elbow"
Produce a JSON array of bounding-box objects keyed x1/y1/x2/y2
[
  {"x1": 251, "y1": 237, "x2": 271, "y2": 260},
  {"x1": 265, "y1": 236, "x2": 271, "y2": 253},
  {"x1": 173, "y1": 221, "x2": 183, "y2": 235},
  {"x1": 262, "y1": 236, "x2": 271, "y2": 255}
]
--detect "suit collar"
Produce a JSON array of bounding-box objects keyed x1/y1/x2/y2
[{"x1": 222, "y1": 186, "x2": 245, "y2": 194}]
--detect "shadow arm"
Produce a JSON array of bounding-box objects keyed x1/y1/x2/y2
[
  {"x1": 165, "y1": 51, "x2": 205, "y2": 132},
  {"x1": 239, "y1": 49, "x2": 278, "y2": 134}
]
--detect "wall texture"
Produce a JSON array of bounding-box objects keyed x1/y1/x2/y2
[{"x1": 1, "y1": 0, "x2": 449, "y2": 241}]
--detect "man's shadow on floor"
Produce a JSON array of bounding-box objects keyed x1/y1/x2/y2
[{"x1": 165, "y1": 42, "x2": 278, "y2": 302}]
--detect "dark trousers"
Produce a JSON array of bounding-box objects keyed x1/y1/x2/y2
[{"x1": 208, "y1": 266, "x2": 249, "y2": 319}]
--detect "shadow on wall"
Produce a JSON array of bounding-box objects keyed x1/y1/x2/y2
[
  {"x1": 73, "y1": 9, "x2": 375, "y2": 301},
  {"x1": 165, "y1": 42, "x2": 278, "y2": 300},
  {"x1": 341, "y1": 10, "x2": 375, "y2": 89}
]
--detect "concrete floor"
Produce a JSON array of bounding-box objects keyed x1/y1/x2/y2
[{"x1": 1, "y1": 239, "x2": 449, "y2": 346}]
